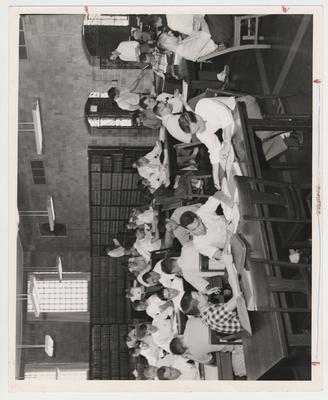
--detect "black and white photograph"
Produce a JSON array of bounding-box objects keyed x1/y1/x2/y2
[{"x1": 7, "y1": 4, "x2": 324, "y2": 391}]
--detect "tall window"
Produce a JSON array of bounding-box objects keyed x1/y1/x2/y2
[
  {"x1": 19, "y1": 16, "x2": 28, "y2": 59},
  {"x1": 84, "y1": 14, "x2": 129, "y2": 26},
  {"x1": 25, "y1": 363, "x2": 89, "y2": 380},
  {"x1": 27, "y1": 272, "x2": 90, "y2": 321}
]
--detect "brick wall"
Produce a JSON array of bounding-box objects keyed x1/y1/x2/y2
[{"x1": 18, "y1": 14, "x2": 158, "y2": 253}]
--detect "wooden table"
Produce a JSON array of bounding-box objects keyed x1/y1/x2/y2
[{"x1": 231, "y1": 102, "x2": 291, "y2": 380}]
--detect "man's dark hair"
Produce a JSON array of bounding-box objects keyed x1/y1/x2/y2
[
  {"x1": 107, "y1": 87, "x2": 117, "y2": 99},
  {"x1": 180, "y1": 291, "x2": 200, "y2": 316},
  {"x1": 139, "y1": 53, "x2": 148, "y2": 63},
  {"x1": 135, "y1": 323, "x2": 149, "y2": 339},
  {"x1": 132, "y1": 300, "x2": 146, "y2": 311},
  {"x1": 143, "y1": 272, "x2": 152, "y2": 283},
  {"x1": 139, "y1": 96, "x2": 149, "y2": 110},
  {"x1": 169, "y1": 337, "x2": 187, "y2": 355},
  {"x1": 178, "y1": 111, "x2": 198, "y2": 133},
  {"x1": 161, "y1": 256, "x2": 176, "y2": 274},
  {"x1": 179, "y1": 211, "x2": 197, "y2": 229},
  {"x1": 156, "y1": 288, "x2": 167, "y2": 301},
  {"x1": 157, "y1": 366, "x2": 169, "y2": 380}
]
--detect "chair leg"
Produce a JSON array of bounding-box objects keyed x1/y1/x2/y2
[
  {"x1": 249, "y1": 257, "x2": 311, "y2": 269},
  {"x1": 257, "y1": 307, "x2": 310, "y2": 313},
  {"x1": 287, "y1": 334, "x2": 311, "y2": 347},
  {"x1": 267, "y1": 277, "x2": 307, "y2": 294}
]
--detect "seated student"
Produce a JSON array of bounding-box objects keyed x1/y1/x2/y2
[
  {"x1": 152, "y1": 259, "x2": 185, "y2": 292},
  {"x1": 136, "y1": 108, "x2": 162, "y2": 129},
  {"x1": 156, "y1": 30, "x2": 218, "y2": 62},
  {"x1": 128, "y1": 254, "x2": 149, "y2": 271},
  {"x1": 156, "y1": 354, "x2": 200, "y2": 380},
  {"x1": 130, "y1": 205, "x2": 157, "y2": 226},
  {"x1": 179, "y1": 190, "x2": 234, "y2": 260},
  {"x1": 110, "y1": 40, "x2": 140, "y2": 62},
  {"x1": 138, "y1": 270, "x2": 162, "y2": 287},
  {"x1": 131, "y1": 27, "x2": 156, "y2": 44},
  {"x1": 178, "y1": 97, "x2": 236, "y2": 189},
  {"x1": 134, "y1": 355, "x2": 157, "y2": 380},
  {"x1": 151, "y1": 314, "x2": 177, "y2": 352},
  {"x1": 140, "y1": 91, "x2": 184, "y2": 115},
  {"x1": 132, "y1": 294, "x2": 174, "y2": 319},
  {"x1": 164, "y1": 203, "x2": 201, "y2": 246},
  {"x1": 166, "y1": 14, "x2": 234, "y2": 46},
  {"x1": 134, "y1": 223, "x2": 169, "y2": 262},
  {"x1": 180, "y1": 259, "x2": 242, "y2": 335},
  {"x1": 133, "y1": 142, "x2": 170, "y2": 191},
  {"x1": 153, "y1": 99, "x2": 195, "y2": 144},
  {"x1": 184, "y1": 94, "x2": 292, "y2": 162},
  {"x1": 162, "y1": 243, "x2": 224, "y2": 292},
  {"x1": 131, "y1": 341, "x2": 162, "y2": 368},
  {"x1": 166, "y1": 14, "x2": 207, "y2": 36},
  {"x1": 108, "y1": 69, "x2": 152, "y2": 111},
  {"x1": 139, "y1": 14, "x2": 167, "y2": 31},
  {"x1": 169, "y1": 317, "x2": 233, "y2": 363}
]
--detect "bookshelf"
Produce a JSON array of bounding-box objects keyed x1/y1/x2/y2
[{"x1": 88, "y1": 147, "x2": 151, "y2": 380}]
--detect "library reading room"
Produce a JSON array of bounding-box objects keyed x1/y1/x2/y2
[{"x1": 15, "y1": 12, "x2": 314, "y2": 382}]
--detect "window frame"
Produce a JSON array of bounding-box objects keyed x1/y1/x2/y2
[
  {"x1": 19, "y1": 15, "x2": 29, "y2": 60},
  {"x1": 27, "y1": 272, "x2": 90, "y2": 322},
  {"x1": 24, "y1": 363, "x2": 89, "y2": 380}
]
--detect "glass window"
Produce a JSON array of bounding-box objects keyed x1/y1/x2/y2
[{"x1": 27, "y1": 273, "x2": 89, "y2": 313}]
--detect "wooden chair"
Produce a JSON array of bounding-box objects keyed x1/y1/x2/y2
[
  {"x1": 234, "y1": 175, "x2": 311, "y2": 248},
  {"x1": 197, "y1": 15, "x2": 271, "y2": 62}
]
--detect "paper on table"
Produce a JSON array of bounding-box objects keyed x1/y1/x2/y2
[
  {"x1": 236, "y1": 295, "x2": 252, "y2": 335},
  {"x1": 227, "y1": 251, "x2": 255, "y2": 311},
  {"x1": 225, "y1": 146, "x2": 235, "y2": 178},
  {"x1": 240, "y1": 269, "x2": 256, "y2": 311},
  {"x1": 208, "y1": 259, "x2": 225, "y2": 273}
]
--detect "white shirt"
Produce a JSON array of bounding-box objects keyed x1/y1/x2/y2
[
  {"x1": 157, "y1": 354, "x2": 200, "y2": 380},
  {"x1": 136, "y1": 208, "x2": 155, "y2": 225},
  {"x1": 146, "y1": 294, "x2": 174, "y2": 319},
  {"x1": 156, "y1": 93, "x2": 184, "y2": 114},
  {"x1": 195, "y1": 97, "x2": 235, "y2": 165},
  {"x1": 116, "y1": 41, "x2": 140, "y2": 61},
  {"x1": 177, "y1": 241, "x2": 220, "y2": 292},
  {"x1": 151, "y1": 316, "x2": 177, "y2": 352},
  {"x1": 134, "y1": 233, "x2": 161, "y2": 262},
  {"x1": 193, "y1": 196, "x2": 228, "y2": 259},
  {"x1": 137, "y1": 145, "x2": 167, "y2": 190},
  {"x1": 153, "y1": 260, "x2": 184, "y2": 290},
  {"x1": 183, "y1": 317, "x2": 226, "y2": 363},
  {"x1": 176, "y1": 31, "x2": 217, "y2": 62},
  {"x1": 162, "y1": 114, "x2": 192, "y2": 143},
  {"x1": 170, "y1": 204, "x2": 201, "y2": 245},
  {"x1": 153, "y1": 260, "x2": 184, "y2": 310},
  {"x1": 115, "y1": 89, "x2": 140, "y2": 111},
  {"x1": 140, "y1": 334, "x2": 164, "y2": 366},
  {"x1": 166, "y1": 14, "x2": 195, "y2": 36}
]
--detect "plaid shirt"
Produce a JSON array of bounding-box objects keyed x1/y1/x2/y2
[{"x1": 200, "y1": 303, "x2": 241, "y2": 334}]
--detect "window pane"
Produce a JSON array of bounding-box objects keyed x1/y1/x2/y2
[
  {"x1": 19, "y1": 31, "x2": 25, "y2": 45},
  {"x1": 25, "y1": 370, "x2": 56, "y2": 379},
  {"x1": 19, "y1": 46, "x2": 28, "y2": 60},
  {"x1": 33, "y1": 176, "x2": 46, "y2": 184},
  {"x1": 28, "y1": 279, "x2": 88, "y2": 312}
]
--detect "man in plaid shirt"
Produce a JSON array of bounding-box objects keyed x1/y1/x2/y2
[
  {"x1": 180, "y1": 290, "x2": 241, "y2": 334},
  {"x1": 180, "y1": 254, "x2": 243, "y2": 334}
]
